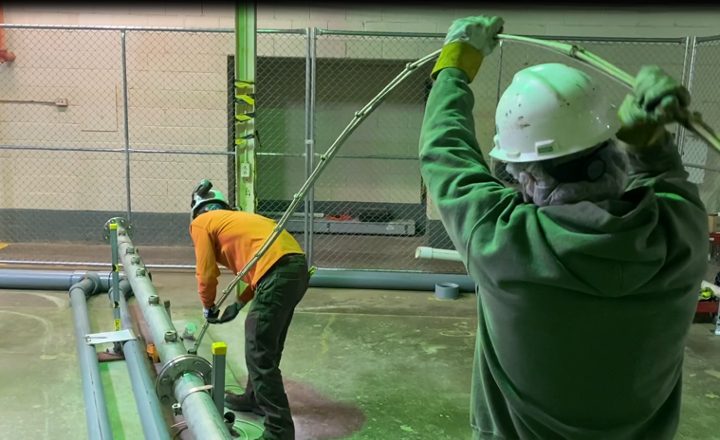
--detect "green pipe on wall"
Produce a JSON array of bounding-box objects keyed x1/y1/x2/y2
[{"x1": 234, "y1": 0, "x2": 257, "y2": 213}]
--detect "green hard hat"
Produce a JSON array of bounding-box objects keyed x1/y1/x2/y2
[{"x1": 190, "y1": 179, "x2": 230, "y2": 219}]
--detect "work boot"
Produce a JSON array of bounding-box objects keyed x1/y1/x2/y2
[{"x1": 225, "y1": 390, "x2": 265, "y2": 416}]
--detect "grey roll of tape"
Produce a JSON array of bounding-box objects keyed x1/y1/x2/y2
[{"x1": 435, "y1": 282, "x2": 460, "y2": 300}]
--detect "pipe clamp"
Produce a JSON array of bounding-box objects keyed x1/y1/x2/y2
[
  {"x1": 179, "y1": 385, "x2": 214, "y2": 408},
  {"x1": 155, "y1": 354, "x2": 212, "y2": 405}
]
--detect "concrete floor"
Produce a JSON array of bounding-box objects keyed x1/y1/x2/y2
[{"x1": 0, "y1": 270, "x2": 719, "y2": 439}]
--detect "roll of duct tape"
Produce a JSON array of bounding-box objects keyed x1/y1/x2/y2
[{"x1": 435, "y1": 282, "x2": 460, "y2": 300}]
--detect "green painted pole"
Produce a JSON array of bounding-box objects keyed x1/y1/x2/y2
[{"x1": 234, "y1": 0, "x2": 257, "y2": 212}]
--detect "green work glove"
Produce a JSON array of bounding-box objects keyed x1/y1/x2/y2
[
  {"x1": 432, "y1": 15, "x2": 504, "y2": 82},
  {"x1": 616, "y1": 65, "x2": 691, "y2": 151}
]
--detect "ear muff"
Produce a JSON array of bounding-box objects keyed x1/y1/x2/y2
[
  {"x1": 543, "y1": 142, "x2": 608, "y2": 183},
  {"x1": 585, "y1": 158, "x2": 607, "y2": 182}
]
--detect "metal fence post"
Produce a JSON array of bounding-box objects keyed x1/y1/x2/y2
[
  {"x1": 678, "y1": 36, "x2": 698, "y2": 156},
  {"x1": 120, "y1": 29, "x2": 132, "y2": 223},
  {"x1": 303, "y1": 27, "x2": 317, "y2": 266},
  {"x1": 495, "y1": 40, "x2": 505, "y2": 107}
]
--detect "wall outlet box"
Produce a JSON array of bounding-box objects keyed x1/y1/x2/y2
[{"x1": 240, "y1": 163, "x2": 251, "y2": 178}]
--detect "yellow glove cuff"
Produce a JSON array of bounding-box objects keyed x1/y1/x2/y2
[{"x1": 431, "y1": 41, "x2": 484, "y2": 82}]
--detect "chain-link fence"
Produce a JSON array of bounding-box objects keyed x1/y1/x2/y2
[
  {"x1": 312, "y1": 31, "x2": 450, "y2": 272},
  {"x1": 683, "y1": 36, "x2": 720, "y2": 213},
  {"x1": 0, "y1": 27, "x2": 128, "y2": 254},
  {"x1": 0, "y1": 25, "x2": 718, "y2": 273}
]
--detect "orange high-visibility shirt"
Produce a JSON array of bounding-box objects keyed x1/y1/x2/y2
[{"x1": 189, "y1": 209, "x2": 304, "y2": 308}]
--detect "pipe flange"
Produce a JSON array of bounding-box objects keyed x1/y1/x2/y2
[
  {"x1": 103, "y1": 217, "x2": 132, "y2": 242},
  {"x1": 155, "y1": 354, "x2": 212, "y2": 405}
]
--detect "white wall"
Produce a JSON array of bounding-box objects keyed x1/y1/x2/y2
[
  {"x1": 6, "y1": 4, "x2": 720, "y2": 37},
  {"x1": 2, "y1": 4, "x2": 719, "y2": 214}
]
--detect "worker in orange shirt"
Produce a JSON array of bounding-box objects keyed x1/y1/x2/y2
[{"x1": 189, "y1": 179, "x2": 308, "y2": 440}]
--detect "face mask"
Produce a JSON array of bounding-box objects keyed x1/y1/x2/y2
[{"x1": 506, "y1": 140, "x2": 629, "y2": 206}]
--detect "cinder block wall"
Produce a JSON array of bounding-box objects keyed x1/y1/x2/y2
[{"x1": 2, "y1": 4, "x2": 720, "y2": 217}]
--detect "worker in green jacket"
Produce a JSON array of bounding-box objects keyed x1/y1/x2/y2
[{"x1": 420, "y1": 15, "x2": 707, "y2": 440}]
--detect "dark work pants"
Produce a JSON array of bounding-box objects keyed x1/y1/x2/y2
[{"x1": 243, "y1": 253, "x2": 308, "y2": 440}]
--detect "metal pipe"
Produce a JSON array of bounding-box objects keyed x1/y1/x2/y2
[
  {"x1": 173, "y1": 375, "x2": 231, "y2": 437},
  {"x1": 69, "y1": 275, "x2": 114, "y2": 440},
  {"x1": 0, "y1": 260, "x2": 194, "y2": 269},
  {"x1": 0, "y1": 269, "x2": 113, "y2": 291},
  {"x1": 495, "y1": 41, "x2": 505, "y2": 107},
  {"x1": 696, "y1": 35, "x2": 720, "y2": 43},
  {"x1": 0, "y1": 266, "x2": 476, "y2": 294},
  {"x1": 0, "y1": 144, "x2": 126, "y2": 154},
  {"x1": 313, "y1": 153, "x2": 418, "y2": 161},
  {"x1": 0, "y1": 144, "x2": 236, "y2": 156},
  {"x1": 676, "y1": 36, "x2": 693, "y2": 156},
  {"x1": 109, "y1": 223, "x2": 121, "y2": 332},
  {"x1": 309, "y1": 269, "x2": 475, "y2": 293},
  {"x1": 304, "y1": 26, "x2": 317, "y2": 266},
  {"x1": 0, "y1": 23, "x2": 304, "y2": 34},
  {"x1": 317, "y1": 28, "x2": 445, "y2": 38},
  {"x1": 234, "y1": 0, "x2": 258, "y2": 214},
  {"x1": 316, "y1": 28, "x2": 687, "y2": 44},
  {"x1": 113, "y1": 221, "x2": 232, "y2": 439},
  {"x1": 414, "y1": 246, "x2": 463, "y2": 263},
  {"x1": 116, "y1": 281, "x2": 172, "y2": 440},
  {"x1": 129, "y1": 149, "x2": 233, "y2": 156},
  {"x1": 683, "y1": 36, "x2": 699, "y2": 117},
  {"x1": 120, "y1": 30, "x2": 133, "y2": 223}
]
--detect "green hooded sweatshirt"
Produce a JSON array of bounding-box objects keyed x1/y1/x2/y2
[{"x1": 419, "y1": 68, "x2": 707, "y2": 440}]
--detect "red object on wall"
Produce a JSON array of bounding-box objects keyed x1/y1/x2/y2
[
  {"x1": 0, "y1": 3, "x2": 16, "y2": 64},
  {"x1": 0, "y1": 49, "x2": 15, "y2": 63}
]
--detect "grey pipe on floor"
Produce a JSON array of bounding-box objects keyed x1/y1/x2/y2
[
  {"x1": 69, "y1": 274, "x2": 114, "y2": 440},
  {"x1": 0, "y1": 269, "x2": 113, "y2": 291},
  {"x1": 310, "y1": 269, "x2": 475, "y2": 293},
  {"x1": 116, "y1": 280, "x2": 172, "y2": 440},
  {"x1": 0, "y1": 267, "x2": 475, "y2": 293},
  {"x1": 0, "y1": 268, "x2": 475, "y2": 292}
]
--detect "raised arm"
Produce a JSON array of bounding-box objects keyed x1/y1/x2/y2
[{"x1": 419, "y1": 16, "x2": 522, "y2": 263}]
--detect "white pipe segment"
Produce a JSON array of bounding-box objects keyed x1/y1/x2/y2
[{"x1": 414, "y1": 246, "x2": 463, "y2": 263}]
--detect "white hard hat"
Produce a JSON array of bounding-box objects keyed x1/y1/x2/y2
[
  {"x1": 191, "y1": 179, "x2": 230, "y2": 219},
  {"x1": 489, "y1": 63, "x2": 620, "y2": 163}
]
